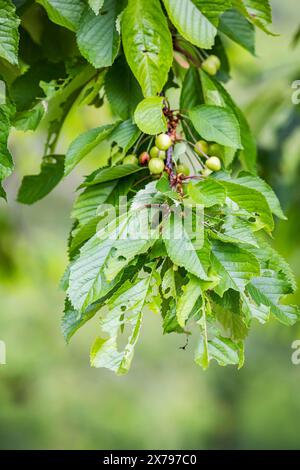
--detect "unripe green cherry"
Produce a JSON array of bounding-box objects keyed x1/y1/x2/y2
[
  {"x1": 177, "y1": 163, "x2": 190, "y2": 176},
  {"x1": 173, "y1": 264, "x2": 179, "y2": 271},
  {"x1": 139, "y1": 151, "x2": 150, "y2": 166},
  {"x1": 155, "y1": 133, "x2": 172, "y2": 151},
  {"x1": 202, "y1": 55, "x2": 221, "y2": 76},
  {"x1": 206, "y1": 156, "x2": 222, "y2": 172},
  {"x1": 148, "y1": 157, "x2": 165, "y2": 174},
  {"x1": 150, "y1": 146, "x2": 159, "y2": 158},
  {"x1": 150, "y1": 146, "x2": 166, "y2": 160},
  {"x1": 195, "y1": 139, "x2": 209, "y2": 155},
  {"x1": 208, "y1": 143, "x2": 223, "y2": 157},
  {"x1": 123, "y1": 154, "x2": 138, "y2": 165},
  {"x1": 157, "y1": 150, "x2": 166, "y2": 160}
]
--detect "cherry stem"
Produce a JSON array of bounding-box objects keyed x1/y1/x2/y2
[{"x1": 166, "y1": 145, "x2": 175, "y2": 177}]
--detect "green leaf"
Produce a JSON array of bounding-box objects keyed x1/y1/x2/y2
[
  {"x1": 162, "y1": 211, "x2": 209, "y2": 280},
  {"x1": 247, "y1": 270, "x2": 300, "y2": 326},
  {"x1": 13, "y1": 102, "x2": 45, "y2": 132},
  {"x1": 105, "y1": 56, "x2": 143, "y2": 120},
  {"x1": 213, "y1": 290, "x2": 249, "y2": 340},
  {"x1": 72, "y1": 181, "x2": 117, "y2": 226},
  {"x1": 248, "y1": 234, "x2": 297, "y2": 293},
  {"x1": 232, "y1": 0, "x2": 274, "y2": 34},
  {"x1": 62, "y1": 300, "x2": 99, "y2": 343},
  {"x1": 180, "y1": 67, "x2": 203, "y2": 111},
  {"x1": 234, "y1": 172, "x2": 286, "y2": 220},
  {"x1": 0, "y1": 108, "x2": 13, "y2": 181},
  {"x1": 242, "y1": 0, "x2": 272, "y2": 27},
  {"x1": 109, "y1": 119, "x2": 141, "y2": 154},
  {"x1": 88, "y1": 0, "x2": 104, "y2": 15},
  {"x1": 163, "y1": 0, "x2": 231, "y2": 49},
  {"x1": 90, "y1": 269, "x2": 156, "y2": 374},
  {"x1": 196, "y1": 334, "x2": 243, "y2": 368},
  {"x1": 122, "y1": 0, "x2": 173, "y2": 97},
  {"x1": 190, "y1": 104, "x2": 243, "y2": 149},
  {"x1": 176, "y1": 275, "x2": 202, "y2": 327},
  {"x1": 0, "y1": 0, "x2": 20, "y2": 65},
  {"x1": 77, "y1": 0, "x2": 122, "y2": 68},
  {"x1": 180, "y1": 67, "x2": 204, "y2": 140},
  {"x1": 219, "y1": 8, "x2": 255, "y2": 54},
  {"x1": 211, "y1": 240, "x2": 260, "y2": 297},
  {"x1": 216, "y1": 177, "x2": 274, "y2": 231},
  {"x1": 67, "y1": 231, "x2": 122, "y2": 312},
  {"x1": 134, "y1": 96, "x2": 167, "y2": 135},
  {"x1": 64, "y1": 124, "x2": 115, "y2": 175},
  {"x1": 215, "y1": 214, "x2": 259, "y2": 247},
  {"x1": 37, "y1": 0, "x2": 85, "y2": 31},
  {"x1": 84, "y1": 164, "x2": 145, "y2": 186},
  {"x1": 17, "y1": 155, "x2": 65, "y2": 204},
  {"x1": 162, "y1": 267, "x2": 177, "y2": 300},
  {"x1": 68, "y1": 211, "x2": 157, "y2": 312},
  {"x1": 200, "y1": 70, "x2": 257, "y2": 172},
  {"x1": 187, "y1": 179, "x2": 226, "y2": 207}
]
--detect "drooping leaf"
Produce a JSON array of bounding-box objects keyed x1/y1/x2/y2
[
  {"x1": 68, "y1": 209, "x2": 157, "y2": 312},
  {"x1": 232, "y1": 0, "x2": 274, "y2": 35},
  {"x1": 190, "y1": 104, "x2": 243, "y2": 149},
  {"x1": 90, "y1": 268, "x2": 156, "y2": 374},
  {"x1": 180, "y1": 67, "x2": 203, "y2": 111},
  {"x1": 108, "y1": 119, "x2": 141, "y2": 154},
  {"x1": 77, "y1": 0, "x2": 122, "y2": 68},
  {"x1": 247, "y1": 270, "x2": 300, "y2": 326},
  {"x1": 17, "y1": 155, "x2": 65, "y2": 204},
  {"x1": 213, "y1": 290, "x2": 249, "y2": 340},
  {"x1": 219, "y1": 8, "x2": 255, "y2": 54},
  {"x1": 67, "y1": 229, "x2": 122, "y2": 312},
  {"x1": 134, "y1": 96, "x2": 167, "y2": 135},
  {"x1": 211, "y1": 240, "x2": 260, "y2": 297},
  {"x1": 72, "y1": 180, "x2": 118, "y2": 226},
  {"x1": 13, "y1": 102, "x2": 45, "y2": 131},
  {"x1": 122, "y1": 0, "x2": 173, "y2": 97},
  {"x1": 180, "y1": 66, "x2": 204, "y2": 139},
  {"x1": 200, "y1": 70, "x2": 257, "y2": 172},
  {"x1": 176, "y1": 275, "x2": 202, "y2": 327},
  {"x1": 37, "y1": 0, "x2": 85, "y2": 31},
  {"x1": 248, "y1": 234, "x2": 297, "y2": 293},
  {"x1": 0, "y1": 0, "x2": 20, "y2": 65},
  {"x1": 216, "y1": 177, "x2": 274, "y2": 231},
  {"x1": 215, "y1": 214, "x2": 259, "y2": 247},
  {"x1": 162, "y1": 210, "x2": 209, "y2": 280},
  {"x1": 64, "y1": 124, "x2": 115, "y2": 175},
  {"x1": 163, "y1": 0, "x2": 231, "y2": 49},
  {"x1": 105, "y1": 56, "x2": 143, "y2": 120},
  {"x1": 62, "y1": 299, "x2": 100, "y2": 343},
  {"x1": 233, "y1": 172, "x2": 286, "y2": 220},
  {"x1": 187, "y1": 179, "x2": 226, "y2": 208},
  {"x1": 0, "y1": 107, "x2": 13, "y2": 181},
  {"x1": 195, "y1": 333, "x2": 243, "y2": 368},
  {"x1": 83, "y1": 164, "x2": 145, "y2": 186}
]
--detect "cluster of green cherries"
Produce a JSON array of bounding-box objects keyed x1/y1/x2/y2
[
  {"x1": 123, "y1": 133, "x2": 172, "y2": 174},
  {"x1": 122, "y1": 133, "x2": 222, "y2": 177},
  {"x1": 201, "y1": 54, "x2": 221, "y2": 76}
]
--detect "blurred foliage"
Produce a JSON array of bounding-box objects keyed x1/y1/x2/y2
[{"x1": 0, "y1": 0, "x2": 300, "y2": 450}]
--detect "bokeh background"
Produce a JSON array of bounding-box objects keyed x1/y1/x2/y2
[{"x1": 0, "y1": 0, "x2": 300, "y2": 450}]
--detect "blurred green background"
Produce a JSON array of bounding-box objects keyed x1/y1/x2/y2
[{"x1": 1, "y1": 0, "x2": 300, "y2": 450}]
